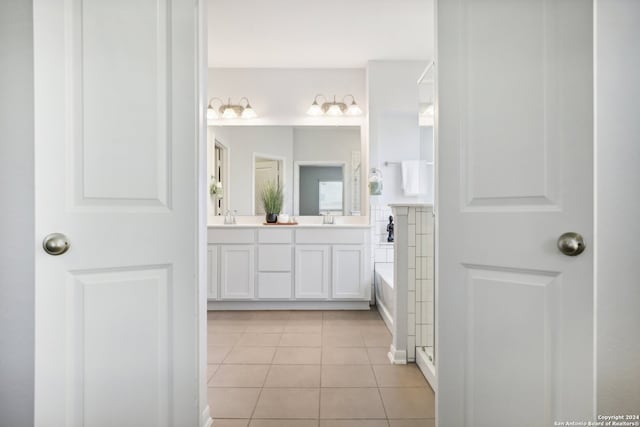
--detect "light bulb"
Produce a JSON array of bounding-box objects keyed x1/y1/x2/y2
[
  {"x1": 420, "y1": 103, "x2": 434, "y2": 116},
  {"x1": 222, "y1": 106, "x2": 237, "y2": 119},
  {"x1": 241, "y1": 105, "x2": 256, "y2": 119},
  {"x1": 346, "y1": 102, "x2": 362, "y2": 116},
  {"x1": 326, "y1": 103, "x2": 343, "y2": 116},
  {"x1": 425, "y1": 104, "x2": 434, "y2": 115},
  {"x1": 307, "y1": 101, "x2": 323, "y2": 116},
  {"x1": 207, "y1": 107, "x2": 218, "y2": 120}
]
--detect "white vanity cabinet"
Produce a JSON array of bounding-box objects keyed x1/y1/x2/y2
[{"x1": 207, "y1": 225, "x2": 371, "y2": 309}]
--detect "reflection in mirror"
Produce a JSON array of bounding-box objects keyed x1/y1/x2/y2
[
  {"x1": 298, "y1": 165, "x2": 345, "y2": 215},
  {"x1": 210, "y1": 125, "x2": 364, "y2": 216},
  {"x1": 254, "y1": 156, "x2": 283, "y2": 215}
]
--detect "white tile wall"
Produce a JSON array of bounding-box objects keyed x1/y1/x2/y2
[
  {"x1": 370, "y1": 205, "x2": 395, "y2": 268},
  {"x1": 372, "y1": 203, "x2": 434, "y2": 363},
  {"x1": 403, "y1": 205, "x2": 434, "y2": 361}
]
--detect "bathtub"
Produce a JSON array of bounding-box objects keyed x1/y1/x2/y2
[{"x1": 374, "y1": 263, "x2": 395, "y2": 333}]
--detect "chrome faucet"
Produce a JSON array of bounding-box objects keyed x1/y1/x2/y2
[
  {"x1": 224, "y1": 209, "x2": 237, "y2": 225},
  {"x1": 322, "y1": 211, "x2": 334, "y2": 225}
]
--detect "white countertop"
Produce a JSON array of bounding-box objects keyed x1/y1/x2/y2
[
  {"x1": 207, "y1": 223, "x2": 371, "y2": 229},
  {"x1": 208, "y1": 215, "x2": 371, "y2": 229}
]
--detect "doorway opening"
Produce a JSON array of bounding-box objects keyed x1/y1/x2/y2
[{"x1": 204, "y1": 0, "x2": 436, "y2": 424}]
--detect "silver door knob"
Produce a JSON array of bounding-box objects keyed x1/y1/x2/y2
[
  {"x1": 43, "y1": 233, "x2": 70, "y2": 256},
  {"x1": 557, "y1": 232, "x2": 585, "y2": 256}
]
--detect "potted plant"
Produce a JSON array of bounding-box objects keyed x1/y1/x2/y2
[{"x1": 260, "y1": 180, "x2": 283, "y2": 224}]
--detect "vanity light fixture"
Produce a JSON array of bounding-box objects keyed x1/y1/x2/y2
[
  {"x1": 207, "y1": 97, "x2": 257, "y2": 120},
  {"x1": 306, "y1": 94, "x2": 363, "y2": 117}
]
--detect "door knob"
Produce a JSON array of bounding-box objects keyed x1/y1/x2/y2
[
  {"x1": 557, "y1": 232, "x2": 585, "y2": 256},
  {"x1": 43, "y1": 233, "x2": 70, "y2": 256}
]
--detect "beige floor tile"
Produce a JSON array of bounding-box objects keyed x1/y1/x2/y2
[
  {"x1": 245, "y1": 322, "x2": 285, "y2": 333},
  {"x1": 209, "y1": 364, "x2": 270, "y2": 387},
  {"x1": 360, "y1": 325, "x2": 392, "y2": 336},
  {"x1": 323, "y1": 320, "x2": 365, "y2": 329},
  {"x1": 322, "y1": 333, "x2": 365, "y2": 347},
  {"x1": 208, "y1": 333, "x2": 243, "y2": 347},
  {"x1": 322, "y1": 347, "x2": 370, "y2": 365},
  {"x1": 289, "y1": 311, "x2": 324, "y2": 321},
  {"x1": 320, "y1": 388, "x2": 386, "y2": 419},
  {"x1": 264, "y1": 365, "x2": 321, "y2": 388},
  {"x1": 209, "y1": 324, "x2": 249, "y2": 334},
  {"x1": 372, "y1": 365, "x2": 428, "y2": 387},
  {"x1": 379, "y1": 388, "x2": 435, "y2": 419},
  {"x1": 323, "y1": 311, "x2": 380, "y2": 320},
  {"x1": 250, "y1": 420, "x2": 318, "y2": 427},
  {"x1": 209, "y1": 311, "x2": 254, "y2": 320},
  {"x1": 250, "y1": 311, "x2": 292, "y2": 321},
  {"x1": 237, "y1": 333, "x2": 282, "y2": 347},
  {"x1": 389, "y1": 420, "x2": 435, "y2": 427},
  {"x1": 284, "y1": 321, "x2": 323, "y2": 333},
  {"x1": 273, "y1": 347, "x2": 322, "y2": 364},
  {"x1": 279, "y1": 333, "x2": 322, "y2": 347},
  {"x1": 253, "y1": 388, "x2": 320, "y2": 419},
  {"x1": 208, "y1": 387, "x2": 261, "y2": 419},
  {"x1": 320, "y1": 421, "x2": 389, "y2": 427},
  {"x1": 212, "y1": 420, "x2": 249, "y2": 427},
  {"x1": 208, "y1": 346, "x2": 233, "y2": 364},
  {"x1": 362, "y1": 332, "x2": 392, "y2": 347},
  {"x1": 208, "y1": 364, "x2": 220, "y2": 381},
  {"x1": 321, "y1": 326, "x2": 362, "y2": 336},
  {"x1": 321, "y1": 365, "x2": 377, "y2": 387},
  {"x1": 223, "y1": 346, "x2": 276, "y2": 364},
  {"x1": 367, "y1": 347, "x2": 391, "y2": 365}
]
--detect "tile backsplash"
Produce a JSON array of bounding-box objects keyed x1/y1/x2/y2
[{"x1": 370, "y1": 205, "x2": 395, "y2": 265}]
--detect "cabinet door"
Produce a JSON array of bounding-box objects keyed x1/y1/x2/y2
[
  {"x1": 332, "y1": 245, "x2": 366, "y2": 299},
  {"x1": 295, "y1": 245, "x2": 330, "y2": 299},
  {"x1": 258, "y1": 272, "x2": 292, "y2": 299},
  {"x1": 220, "y1": 245, "x2": 255, "y2": 299},
  {"x1": 207, "y1": 245, "x2": 219, "y2": 299}
]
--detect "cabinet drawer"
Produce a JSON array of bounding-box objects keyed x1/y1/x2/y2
[
  {"x1": 258, "y1": 245, "x2": 292, "y2": 271},
  {"x1": 258, "y1": 272, "x2": 292, "y2": 299},
  {"x1": 208, "y1": 228, "x2": 255, "y2": 244},
  {"x1": 258, "y1": 228, "x2": 293, "y2": 244},
  {"x1": 295, "y1": 228, "x2": 366, "y2": 244}
]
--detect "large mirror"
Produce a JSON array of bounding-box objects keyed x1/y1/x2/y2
[{"x1": 209, "y1": 126, "x2": 364, "y2": 216}]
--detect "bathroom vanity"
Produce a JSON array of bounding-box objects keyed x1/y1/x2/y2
[{"x1": 207, "y1": 221, "x2": 371, "y2": 310}]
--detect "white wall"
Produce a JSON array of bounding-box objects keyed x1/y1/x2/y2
[
  {"x1": 211, "y1": 126, "x2": 294, "y2": 216},
  {"x1": 596, "y1": 0, "x2": 640, "y2": 414},
  {"x1": 0, "y1": 0, "x2": 35, "y2": 425},
  {"x1": 367, "y1": 60, "x2": 431, "y2": 206},
  {"x1": 208, "y1": 68, "x2": 366, "y2": 126}
]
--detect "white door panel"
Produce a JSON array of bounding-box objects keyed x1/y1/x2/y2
[
  {"x1": 220, "y1": 246, "x2": 255, "y2": 299},
  {"x1": 208, "y1": 246, "x2": 219, "y2": 299},
  {"x1": 295, "y1": 245, "x2": 330, "y2": 299},
  {"x1": 332, "y1": 245, "x2": 366, "y2": 299},
  {"x1": 437, "y1": 0, "x2": 593, "y2": 425},
  {"x1": 34, "y1": 0, "x2": 201, "y2": 425}
]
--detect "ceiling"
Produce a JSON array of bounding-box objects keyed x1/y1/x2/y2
[{"x1": 208, "y1": 0, "x2": 434, "y2": 68}]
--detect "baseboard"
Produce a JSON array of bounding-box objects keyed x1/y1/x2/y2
[
  {"x1": 387, "y1": 344, "x2": 407, "y2": 364},
  {"x1": 416, "y1": 347, "x2": 437, "y2": 392},
  {"x1": 201, "y1": 405, "x2": 212, "y2": 427},
  {"x1": 208, "y1": 300, "x2": 370, "y2": 310}
]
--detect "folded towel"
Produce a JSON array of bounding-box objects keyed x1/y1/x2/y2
[{"x1": 401, "y1": 160, "x2": 429, "y2": 196}]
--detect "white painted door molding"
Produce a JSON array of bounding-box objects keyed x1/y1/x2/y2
[
  {"x1": 33, "y1": 0, "x2": 207, "y2": 425},
  {"x1": 436, "y1": 0, "x2": 594, "y2": 425}
]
